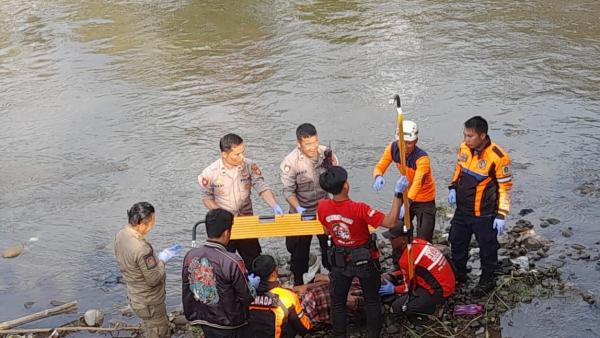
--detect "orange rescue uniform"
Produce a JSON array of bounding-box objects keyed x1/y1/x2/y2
[
  {"x1": 449, "y1": 139, "x2": 512, "y2": 218},
  {"x1": 247, "y1": 283, "x2": 312, "y2": 338},
  {"x1": 373, "y1": 142, "x2": 435, "y2": 202}
]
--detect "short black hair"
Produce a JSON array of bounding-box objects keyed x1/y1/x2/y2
[
  {"x1": 219, "y1": 133, "x2": 243, "y2": 152},
  {"x1": 319, "y1": 166, "x2": 348, "y2": 195},
  {"x1": 296, "y1": 123, "x2": 317, "y2": 140},
  {"x1": 205, "y1": 208, "x2": 234, "y2": 238},
  {"x1": 251, "y1": 255, "x2": 277, "y2": 279},
  {"x1": 127, "y1": 202, "x2": 155, "y2": 226},
  {"x1": 464, "y1": 116, "x2": 488, "y2": 135}
]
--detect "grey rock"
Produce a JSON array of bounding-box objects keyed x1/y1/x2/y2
[
  {"x1": 511, "y1": 256, "x2": 530, "y2": 270},
  {"x1": 84, "y1": 309, "x2": 104, "y2": 327},
  {"x1": 24, "y1": 301, "x2": 35, "y2": 309},
  {"x1": 546, "y1": 218, "x2": 561, "y2": 225},
  {"x1": 561, "y1": 229, "x2": 573, "y2": 238},
  {"x1": 2, "y1": 244, "x2": 24, "y2": 258},
  {"x1": 518, "y1": 209, "x2": 534, "y2": 216},
  {"x1": 50, "y1": 300, "x2": 66, "y2": 306},
  {"x1": 571, "y1": 244, "x2": 586, "y2": 251},
  {"x1": 523, "y1": 237, "x2": 543, "y2": 251},
  {"x1": 172, "y1": 315, "x2": 188, "y2": 326},
  {"x1": 498, "y1": 236, "x2": 510, "y2": 247},
  {"x1": 513, "y1": 219, "x2": 534, "y2": 233},
  {"x1": 476, "y1": 327, "x2": 485, "y2": 336},
  {"x1": 581, "y1": 291, "x2": 597, "y2": 305},
  {"x1": 539, "y1": 221, "x2": 550, "y2": 228}
]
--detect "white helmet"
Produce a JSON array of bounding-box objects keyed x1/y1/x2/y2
[{"x1": 397, "y1": 120, "x2": 418, "y2": 141}]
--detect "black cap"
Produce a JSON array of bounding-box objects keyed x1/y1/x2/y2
[
  {"x1": 251, "y1": 255, "x2": 277, "y2": 279},
  {"x1": 383, "y1": 225, "x2": 413, "y2": 239}
]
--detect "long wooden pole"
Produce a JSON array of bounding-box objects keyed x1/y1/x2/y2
[
  {"x1": 0, "y1": 301, "x2": 78, "y2": 330},
  {"x1": 0, "y1": 326, "x2": 141, "y2": 335},
  {"x1": 392, "y1": 95, "x2": 412, "y2": 231},
  {"x1": 392, "y1": 95, "x2": 416, "y2": 290}
]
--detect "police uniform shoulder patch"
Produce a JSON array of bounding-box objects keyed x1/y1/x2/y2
[
  {"x1": 201, "y1": 176, "x2": 209, "y2": 188},
  {"x1": 251, "y1": 163, "x2": 262, "y2": 176},
  {"x1": 283, "y1": 164, "x2": 291, "y2": 173},
  {"x1": 459, "y1": 153, "x2": 468, "y2": 162},
  {"x1": 144, "y1": 253, "x2": 158, "y2": 270}
]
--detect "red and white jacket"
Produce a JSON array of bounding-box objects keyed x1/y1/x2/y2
[{"x1": 391, "y1": 239, "x2": 455, "y2": 298}]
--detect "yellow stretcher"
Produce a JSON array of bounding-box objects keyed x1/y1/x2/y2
[{"x1": 191, "y1": 214, "x2": 376, "y2": 247}]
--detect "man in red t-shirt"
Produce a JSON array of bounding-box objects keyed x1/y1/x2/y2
[{"x1": 317, "y1": 166, "x2": 408, "y2": 338}]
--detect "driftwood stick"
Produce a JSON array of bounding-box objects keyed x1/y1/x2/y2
[
  {"x1": 0, "y1": 301, "x2": 78, "y2": 330},
  {"x1": 0, "y1": 325, "x2": 141, "y2": 334}
]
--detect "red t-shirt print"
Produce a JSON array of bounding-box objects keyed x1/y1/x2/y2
[{"x1": 317, "y1": 199, "x2": 385, "y2": 247}]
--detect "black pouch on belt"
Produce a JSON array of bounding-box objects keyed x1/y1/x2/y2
[{"x1": 350, "y1": 247, "x2": 372, "y2": 267}]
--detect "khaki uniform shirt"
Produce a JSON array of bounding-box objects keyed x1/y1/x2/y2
[
  {"x1": 199, "y1": 158, "x2": 271, "y2": 216},
  {"x1": 114, "y1": 226, "x2": 166, "y2": 308},
  {"x1": 280, "y1": 145, "x2": 339, "y2": 214}
]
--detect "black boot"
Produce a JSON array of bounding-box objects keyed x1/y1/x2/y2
[{"x1": 471, "y1": 273, "x2": 496, "y2": 297}]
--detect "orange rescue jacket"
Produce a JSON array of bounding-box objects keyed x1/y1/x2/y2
[
  {"x1": 248, "y1": 283, "x2": 312, "y2": 338},
  {"x1": 449, "y1": 138, "x2": 512, "y2": 218},
  {"x1": 373, "y1": 142, "x2": 436, "y2": 202},
  {"x1": 391, "y1": 239, "x2": 455, "y2": 298}
]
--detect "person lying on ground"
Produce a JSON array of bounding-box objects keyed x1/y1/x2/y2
[{"x1": 293, "y1": 273, "x2": 366, "y2": 328}]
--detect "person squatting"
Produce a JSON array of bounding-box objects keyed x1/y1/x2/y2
[{"x1": 115, "y1": 116, "x2": 511, "y2": 337}]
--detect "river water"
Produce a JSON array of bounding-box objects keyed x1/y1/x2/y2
[{"x1": 1, "y1": 0, "x2": 599, "y2": 336}]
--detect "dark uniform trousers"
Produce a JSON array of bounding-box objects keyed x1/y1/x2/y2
[
  {"x1": 132, "y1": 303, "x2": 170, "y2": 338},
  {"x1": 286, "y1": 234, "x2": 330, "y2": 286},
  {"x1": 227, "y1": 238, "x2": 261, "y2": 271},
  {"x1": 201, "y1": 325, "x2": 243, "y2": 338},
  {"x1": 408, "y1": 201, "x2": 436, "y2": 242},
  {"x1": 449, "y1": 210, "x2": 499, "y2": 276},
  {"x1": 330, "y1": 262, "x2": 382, "y2": 338},
  {"x1": 390, "y1": 287, "x2": 444, "y2": 317}
]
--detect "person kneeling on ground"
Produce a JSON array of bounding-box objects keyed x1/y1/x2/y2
[
  {"x1": 246, "y1": 254, "x2": 312, "y2": 338},
  {"x1": 379, "y1": 226, "x2": 456, "y2": 318}
]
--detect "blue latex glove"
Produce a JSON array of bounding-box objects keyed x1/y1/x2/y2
[
  {"x1": 273, "y1": 204, "x2": 284, "y2": 215},
  {"x1": 448, "y1": 189, "x2": 456, "y2": 207},
  {"x1": 248, "y1": 273, "x2": 261, "y2": 289},
  {"x1": 378, "y1": 280, "x2": 395, "y2": 296},
  {"x1": 394, "y1": 175, "x2": 409, "y2": 194},
  {"x1": 158, "y1": 243, "x2": 183, "y2": 263},
  {"x1": 296, "y1": 206, "x2": 307, "y2": 214},
  {"x1": 399, "y1": 204, "x2": 405, "y2": 219},
  {"x1": 493, "y1": 218, "x2": 506, "y2": 235},
  {"x1": 373, "y1": 176, "x2": 385, "y2": 192}
]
